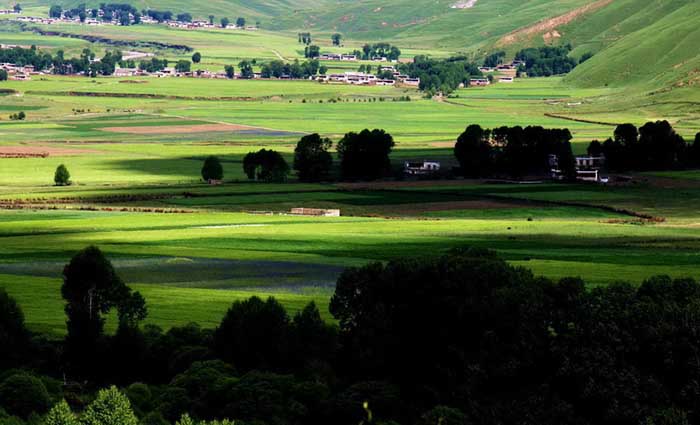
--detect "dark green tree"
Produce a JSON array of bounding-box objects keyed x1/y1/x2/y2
[
  {"x1": 214, "y1": 296, "x2": 291, "y2": 371},
  {"x1": 454, "y1": 124, "x2": 493, "y2": 178},
  {"x1": 0, "y1": 69, "x2": 7, "y2": 81},
  {"x1": 0, "y1": 374, "x2": 51, "y2": 419},
  {"x1": 208, "y1": 15, "x2": 215, "y2": 25},
  {"x1": 49, "y1": 5, "x2": 62, "y2": 18},
  {"x1": 220, "y1": 17, "x2": 229, "y2": 28},
  {"x1": 236, "y1": 17, "x2": 246, "y2": 28},
  {"x1": 293, "y1": 133, "x2": 333, "y2": 182},
  {"x1": 337, "y1": 129, "x2": 394, "y2": 181},
  {"x1": 61, "y1": 246, "x2": 145, "y2": 377},
  {"x1": 191, "y1": 52, "x2": 201, "y2": 63},
  {"x1": 238, "y1": 60, "x2": 254, "y2": 79},
  {"x1": 54, "y1": 164, "x2": 71, "y2": 186},
  {"x1": 331, "y1": 33, "x2": 342, "y2": 46},
  {"x1": 201, "y1": 155, "x2": 223, "y2": 181},
  {"x1": 0, "y1": 289, "x2": 30, "y2": 370},
  {"x1": 242, "y1": 149, "x2": 290, "y2": 182},
  {"x1": 224, "y1": 65, "x2": 235, "y2": 79},
  {"x1": 175, "y1": 60, "x2": 191, "y2": 73}
]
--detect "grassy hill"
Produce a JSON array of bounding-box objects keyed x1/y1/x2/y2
[{"x1": 6, "y1": 0, "x2": 700, "y2": 92}]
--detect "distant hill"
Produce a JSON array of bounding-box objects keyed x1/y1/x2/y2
[{"x1": 13, "y1": 0, "x2": 700, "y2": 91}]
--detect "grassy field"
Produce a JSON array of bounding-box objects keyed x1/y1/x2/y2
[{"x1": 0, "y1": 1, "x2": 699, "y2": 337}]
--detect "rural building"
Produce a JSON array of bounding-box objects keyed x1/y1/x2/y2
[
  {"x1": 470, "y1": 78, "x2": 490, "y2": 86},
  {"x1": 550, "y1": 155, "x2": 607, "y2": 182},
  {"x1": 404, "y1": 161, "x2": 441, "y2": 176},
  {"x1": 290, "y1": 208, "x2": 341, "y2": 217},
  {"x1": 498, "y1": 77, "x2": 514, "y2": 83}
]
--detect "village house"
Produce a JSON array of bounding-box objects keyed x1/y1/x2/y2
[
  {"x1": 470, "y1": 78, "x2": 490, "y2": 86},
  {"x1": 498, "y1": 76, "x2": 514, "y2": 83},
  {"x1": 550, "y1": 155, "x2": 607, "y2": 182},
  {"x1": 404, "y1": 160, "x2": 441, "y2": 176}
]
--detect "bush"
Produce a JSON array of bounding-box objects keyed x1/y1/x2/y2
[
  {"x1": 45, "y1": 400, "x2": 78, "y2": 425},
  {"x1": 54, "y1": 164, "x2": 71, "y2": 186},
  {"x1": 0, "y1": 373, "x2": 51, "y2": 418},
  {"x1": 201, "y1": 156, "x2": 223, "y2": 182}
]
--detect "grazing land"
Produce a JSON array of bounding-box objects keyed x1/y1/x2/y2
[{"x1": 0, "y1": 0, "x2": 699, "y2": 339}]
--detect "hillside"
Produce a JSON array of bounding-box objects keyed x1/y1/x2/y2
[{"x1": 8, "y1": 0, "x2": 700, "y2": 92}]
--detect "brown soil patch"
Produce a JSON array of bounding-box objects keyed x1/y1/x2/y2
[
  {"x1": 375, "y1": 200, "x2": 522, "y2": 214},
  {"x1": 0, "y1": 145, "x2": 101, "y2": 157},
  {"x1": 101, "y1": 123, "x2": 255, "y2": 135},
  {"x1": 430, "y1": 141, "x2": 457, "y2": 148},
  {"x1": 497, "y1": 0, "x2": 613, "y2": 46}
]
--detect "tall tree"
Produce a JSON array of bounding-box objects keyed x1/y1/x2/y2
[
  {"x1": 337, "y1": 129, "x2": 394, "y2": 181},
  {"x1": 454, "y1": 124, "x2": 493, "y2": 178},
  {"x1": 201, "y1": 155, "x2": 223, "y2": 181},
  {"x1": 242, "y1": 149, "x2": 289, "y2": 183},
  {"x1": 331, "y1": 33, "x2": 342, "y2": 46},
  {"x1": 293, "y1": 133, "x2": 333, "y2": 182},
  {"x1": 61, "y1": 246, "x2": 146, "y2": 377}
]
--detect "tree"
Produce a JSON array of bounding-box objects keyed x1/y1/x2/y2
[
  {"x1": 293, "y1": 133, "x2": 333, "y2": 182},
  {"x1": 62, "y1": 246, "x2": 144, "y2": 377},
  {"x1": 49, "y1": 5, "x2": 62, "y2": 18},
  {"x1": 214, "y1": 296, "x2": 291, "y2": 371},
  {"x1": 208, "y1": 15, "x2": 215, "y2": 25},
  {"x1": 224, "y1": 65, "x2": 235, "y2": 79},
  {"x1": 305, "y1": 45, "x2": 320, "y2": 59},
  {"x1": 238, "y1": 60, "x2": 254, "y2": 79},
  {"x1": 0, "y1": 289, "x2": 30, "y2": 370},
  {"x1": 454, "y1": 124, "x2": 493, "y2": 178},
  {"x1": 54, "y1": 164, "x2": 71, "y2": 186},
  {"x1": 45, "y1": 401, "x2": 78, "y2": 425},
  {"x1": 81, "y1": 386, "x2": 138, "y2": 425},
  {"x1": 201, "y1": 155, "x2": 223, "y2": 181},
  {"x1": 420, "y1": 406, "x2": 468, "y2": 425},
  {"x1": 337, "y1": 129, "x2": 395, "y2": 181},
  {"x1": 0, "y1": 374, "x2": 51, "y2": 418},
  {"x1": 192, "y1": 52, "x2": 201, "y2": 63},
  {"x1": 0, "y1": 69, "x2": 7, "y2": 81},
  {"x1": 331, "y1": 33, "x2": 342, "y2": 46},
  {"x1": 13, "y1": 3, "x2": 21, "y2": 13},
  {"x1": 176, "y1": 13, "x2": 192, "y2": 23},
  {"x1": 236, "y1": 17, "x2": 246, "y2": 28},
  {"x1": 242, "y1": 149, "x2": 290, "y2": 183},
  {"x1": 175, "y1": 60, "x2": 191, "y2": 73},
  {"x1": 220, "y1": 17, "x2": 229, "y2": 28}
]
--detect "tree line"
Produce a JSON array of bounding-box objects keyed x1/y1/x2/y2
[
  {"x1": 454, "y1": 124, "x2": 576, "y2": 179},
  {"x1": 201, "y1": 129, "x2": 395, "y2": 184},
  {"x1": 589, "y1": 121, "x2": 699, "y2": 171},
  {"x1": 4, "y1": 246, "x2": 700, "y2": 424}
]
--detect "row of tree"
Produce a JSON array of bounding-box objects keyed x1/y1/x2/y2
[
  {"x1": 6, "y1": 246, "x2": 700, "y2": 424},
  {"x1": 454, "y1": 124, "x2": 576, "y2": 179},
  {"x1": 514, "y1": 44, "x2": 579, "y2": 77},
  {"x1": 201, "y1": 129, "x2": 395, "y2": 184},
  {"x1": 588, "y1": 121, "x2": 700, "y2": 171}
]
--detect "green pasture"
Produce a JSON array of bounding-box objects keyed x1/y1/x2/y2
[{"x1": 2, "y1": 201, "x2": 700, "y2": 335}]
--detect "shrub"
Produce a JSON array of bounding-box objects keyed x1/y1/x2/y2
[
  {"x1": 45, "y1": 401, "x2": 78, "y2": 425},
  {"x1": 0, "y1": 373, "x2": 51, "y2": 418},
  {"x1": 81, "y1": 386, "x2": 138, "y2": 425}
]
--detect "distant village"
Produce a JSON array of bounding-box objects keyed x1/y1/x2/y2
[{"x1": 13, "y1": 4, "x2": 259, "y2": 31}]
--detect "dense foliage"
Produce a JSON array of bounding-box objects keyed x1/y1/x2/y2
[
  {"x1": 515, "y1": 45, "x2": 578, "y2": 77},
  {"x1": 201, "y1": 156, "x2": 223, "y2": 181},
  {"x1": 591, "y1": 121, "x2": 691, "y2": 171},
  {"x1": 398, "y1": 56, "x2": 482, "y2": 95},
  {"x1": 349, "y1": 43, "x2": 401, "y2": 61},
  {"x1": 242, "y1": 149, "x2": 290, "y2": 182},
  {"x1": 293, "y1": 133, "x2": 333, "y2": 182},
  {"x1": 454, "y1": 124, "x2": 576, "y2": 179},
  {"x1": 5, "y1": 246, "x2": 700, "y2": 424},
  {"x1": 337, "y1": 128, "x2": 395, "y2": 181},
  {"x1": 54, "y1": 164, "x2": 71, "y2": 186}
]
